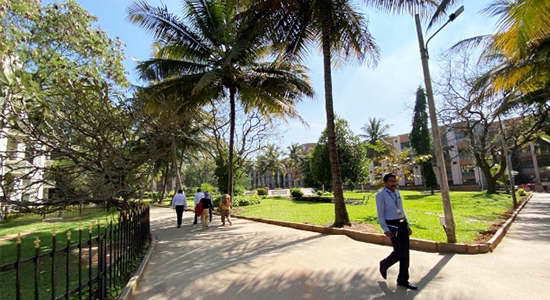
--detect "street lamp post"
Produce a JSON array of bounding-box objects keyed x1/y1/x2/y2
[{"x1": 414, "y1": 6, "x2": 464, "y2": 243}]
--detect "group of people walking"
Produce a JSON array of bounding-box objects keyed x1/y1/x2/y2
[{"x1": 171, "y1": 188, "x2": 232, "y2": 230}]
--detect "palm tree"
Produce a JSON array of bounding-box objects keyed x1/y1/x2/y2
[
  {"x1": 359, "y1": 117, "x2": 394, "y2": 160},
  {"x1": 257, "y1": 144, "x2": 286, "y2": 188},
  {"x1": 127, "y1": 0, "x2": 314, "y2": 196},
  {"x1": 451, "y1": 0, "x2": 550, "y2": 111},
  {"x1": 244, "y1": 0, "x2": 436, "y2": 227},
  {"x1": 287, "y1": 143, "x2": 303, "y2": 187},
  {"x1": 359, "y1": 117, "x2": 392, "y2": 144}
]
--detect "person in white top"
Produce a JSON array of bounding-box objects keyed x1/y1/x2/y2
[
  {"x1": 193, "y1": 188, "x2": 204, "y2": 224},
  {"x1": 171, "y1": 190, "x2": 188, "y2": 228}
]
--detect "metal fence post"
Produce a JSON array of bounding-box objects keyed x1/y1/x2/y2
[
  {"x1": 65, "y1": 231, "x2": 71, "y2": 299},
  {"x1": 34, "y1": 236, "x2": 41, "y2": 300},
  {"x1": 15, "y1": 233, "x2": 22, "y2": 300},
  {"x1": 51, "y1": 229, "x2": 57, "y2": 300}
]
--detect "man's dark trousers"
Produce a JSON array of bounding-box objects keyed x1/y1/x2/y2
[
  {"x1": 175, "y1": 205, "x2": 184, "y2": 227},
  {"x1": 381, "y1": 219, "x2": 410, "y2": 283}
]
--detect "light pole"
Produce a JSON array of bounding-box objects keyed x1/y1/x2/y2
[{"x1": 414, "y1": 6, "x2": 464, "y2": 243}]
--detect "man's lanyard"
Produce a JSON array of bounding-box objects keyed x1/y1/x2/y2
[{"x1": 385, "y1": 188, "x2": 402, "y2": 213}]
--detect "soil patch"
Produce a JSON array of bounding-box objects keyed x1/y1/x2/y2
[
  {"x1": 348, "y1": 223, "x2": 378, "y2": 233},
  {"x1": 0, "y1": 228, "x2": 37, "y2": 243},
  {"x1": 475, "y1": 198, "x2": 525, "y2": 244}
]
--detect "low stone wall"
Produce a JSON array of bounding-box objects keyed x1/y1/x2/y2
[{"x1": 232, "y1": 193, "x2": 533, "y2": 254}]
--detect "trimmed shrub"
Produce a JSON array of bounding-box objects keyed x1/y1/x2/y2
[
  {"x1": 213, "y1": 195, "x2": 261, "y2": 207},
  {"x1": 233, "y1": 185, "x2": 245, "y2": 196},
  {"x1": 256, "y1": 188, "x2": 268, "y2": 196},
  {"x1": 234, "y1": 195, "x2": 261, "y2": 207},
  {"x1": 200, "y1": 183, "x2": 216, "y2": 193},
  {"x1": 518, "y1": 188, "x2": 526, "y2": 196},
  {"x1": 290, "y1": 187, "x2": 303, "y2": 198}
]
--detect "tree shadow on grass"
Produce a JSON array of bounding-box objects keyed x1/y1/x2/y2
[
  {"x1": 403, "y1": 195, "x2": 434, "y2": 201},
  {"x1": 361, "y1": 216, "x2": 378, "y2": 223}
]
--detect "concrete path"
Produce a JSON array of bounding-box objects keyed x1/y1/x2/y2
[{"x1": 131, "y1": 194, "x2": 550, "y2": 300}]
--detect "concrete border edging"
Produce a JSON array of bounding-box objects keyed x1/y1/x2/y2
[
  {"x1": 232, "y1": 193, "x2": 533, "y2": 254},
  {"x1": 118, "y1": 234, "x2": 156, "y2": 300},
  {"x1": 487, "y1": 193, "x2": 532, "y2": 251}
]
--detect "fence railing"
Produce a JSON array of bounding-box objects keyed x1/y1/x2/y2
[{"x1": 0, "y1": 204, "x2": 150, "y2": 300}]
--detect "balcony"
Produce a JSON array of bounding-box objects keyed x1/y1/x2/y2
[{"x1": 4, "y1": 159, "x2": 33, "y2": 175}]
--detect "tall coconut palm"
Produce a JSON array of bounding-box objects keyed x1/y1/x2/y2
[
  {"x1": 127, "y1": 0, "x2": 314, "y2": 196},
  {"x1": 243, "y1": 0, "x2": 437, "y2": 227},
  {"x1": 287, "y1": 143, "x2": 303, "y2": 187},
  {"x1": 360, "y1": 117, "x2": 394, "y2": 158},
  {"x1": 257, "y1": 144, "x2": 286, "y2": 188},
  {"x1": 359, "y1": 117, "x2": 392, "y2": 145}
]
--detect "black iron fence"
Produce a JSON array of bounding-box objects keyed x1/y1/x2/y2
[{"x1": 0, "y1": 204, "x2": 150, "y2": 300}]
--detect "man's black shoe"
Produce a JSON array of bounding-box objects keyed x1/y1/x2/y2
[
  {"x1": 397, "y1": 282, "x2": 418, "y2": 290},
  {"x1": 379, "y1": 261, "x2": 387, "y2": 280}
]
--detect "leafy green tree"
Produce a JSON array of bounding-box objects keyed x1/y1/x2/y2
[
  {"x1": 0, "y1": 0, "x2": 162, "y2": 211},
  {"x1": 437, "y1": 47, "x2": 548, "y2": 194},
  {"x1": 309, "y1": 118, "x2": 368, "y2": 191},
  {"x1": 127, "y1": 0, "x2": 313, "y2": 197},
  {"x1": 410, "y1": 87, "x2": 438, "y2": 194}
]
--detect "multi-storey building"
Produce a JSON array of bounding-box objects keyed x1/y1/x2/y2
[{"x1": 0, "y1": 128, "x2": 51, "y2": 207}]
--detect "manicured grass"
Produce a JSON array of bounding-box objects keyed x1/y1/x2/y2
[
  {"x1": 235, "y1": 190, "x2": 522, "y2": 243},
  {"x1": 0, "y1": 210, "x2": 119, "y2": 299},
  {"x1": 343, "y1": 191, "x2": 377, "y2": 200}
]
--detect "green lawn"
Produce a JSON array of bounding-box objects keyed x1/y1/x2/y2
[
  {"x1": 235, "y1": 191, "x2": 522, "y2": 243},
  {"x1": 0, "y1": 210, "x2": 120, "y2": 299}
]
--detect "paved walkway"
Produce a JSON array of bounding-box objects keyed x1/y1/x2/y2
[{"x1": 131, "y1": 194, "x2": 550, "y2": 300}]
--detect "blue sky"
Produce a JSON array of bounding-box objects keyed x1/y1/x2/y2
[{"x1": 59, "y1": 0, "x2": 497, "y2": 148}]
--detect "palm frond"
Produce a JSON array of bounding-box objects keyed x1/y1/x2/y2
[
  {"x1": 137, "y1": 58, "x2": 209, "y2": 82},
  {"x1": 127, "y1": 0, "x2": 211, "y2": 58},
  {"x1": 362, "y1": 0, "x2": 439, "y2": 19},
  {"x1": 427, "y1": 0, "x2": 462, "y2": 31},
  {"x1": 330, "y1": 0, "x2": 380, "y2": 67},
  {"x1": 484, "y1": 0, "x2": 550, "y2": 58}
]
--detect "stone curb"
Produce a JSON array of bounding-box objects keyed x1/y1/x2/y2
[
  {"x1": 232, "y1": 193, "x2": 533, "y2": 255},
  {"x1": 487, "y1": 193, "x2": 533, "y2": 251},
  {"x1": 118, "y1": 234, "x2": 156, "y2": 300}
]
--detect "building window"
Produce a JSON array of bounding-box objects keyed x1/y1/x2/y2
[{"x1": 6, "y1": 137, "x2": 18, "y2": 160}]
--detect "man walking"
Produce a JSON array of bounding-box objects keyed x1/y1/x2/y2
[
  {"x1": 171, "y1": 190, "x2": 188, "y2": 228},
  {"x1": 376, "y1": 173, "x2": 417, "y2": 290},
  {"x1": 193, "y1": 188, "x2": 204, "y2": 225}
]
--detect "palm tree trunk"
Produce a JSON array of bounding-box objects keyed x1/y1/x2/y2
[
  {"x1": 228, "y1": 86, "x2": 236, "y2": 196},
  {"x1": 172, "y1": 138, "x2": 183, "y2": 191},
  {"x1": 160, "y1": 164, "x2": 170, "y2": 204},
  {"x1": 320, "y1": 0, "x2": 350, "y2": 227}
]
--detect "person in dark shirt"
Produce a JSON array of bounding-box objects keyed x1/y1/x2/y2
[{"x1": 199, "y1": 195, "x2": 213, "y2": 230}]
